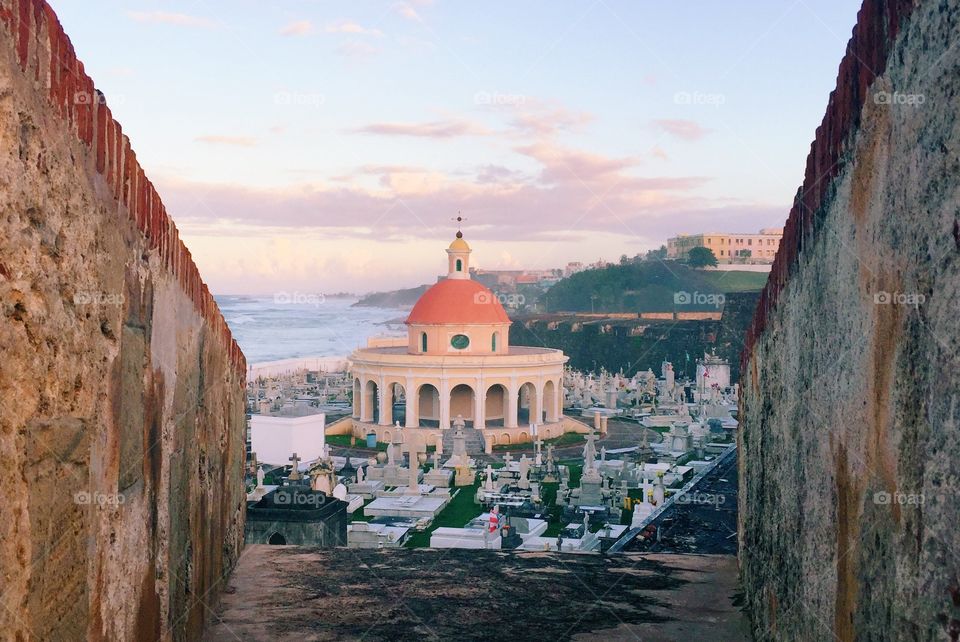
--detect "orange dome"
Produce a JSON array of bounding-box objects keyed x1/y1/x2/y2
[{"x1": 406, "y1": 279, "x2": 510, "y2": 325}]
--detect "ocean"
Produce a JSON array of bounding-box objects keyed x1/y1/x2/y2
[{"x1": 215, "y1": 295, "x2": 405, "y2": 365}]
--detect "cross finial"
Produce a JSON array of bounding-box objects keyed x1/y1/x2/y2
[{"x1": 451, "y1": 212, "x2": 467, "y2": 238}]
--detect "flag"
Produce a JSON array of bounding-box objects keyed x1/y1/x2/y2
[{"x1": 488, "y1": 506, "x2": 500, "y2": 532}]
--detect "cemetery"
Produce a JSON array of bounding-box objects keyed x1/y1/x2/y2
[{"x1": 242, "y1": 352, "x2": 739, "y2": 552}]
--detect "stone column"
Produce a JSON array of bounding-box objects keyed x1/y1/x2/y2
[
  {"x1": 405, "y1": 378, "x2": 418, "y2": 428},
  {"x1": 506, "y1": 382, "x2": 519, "y2": 428},
  {"x1": 536, "y1": 382, "x2": 545, "y2": 424},
  {"x1": 360, "y1": 381, "x2": 373, "y2": 422},
  {"x1": 474, "y1": 380, "x2": 485, "y2": 430},
  {"x1": 378, "y1": 379, "x2": 391, "y2": 426},
  {"x1": 440, "y1": 379, "x2": 451, "y2": 430},
  {"x1": 352, "y1": 379, "x2": 360, "y2": 419}
]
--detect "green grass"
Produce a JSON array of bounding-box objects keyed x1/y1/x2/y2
[
  {"x1": 326, "y1": 433, "x2": 436, "y2": 452},
  {"x1": 404, "y1": 480, "x2": 485, "y2": 548},
  {"x1": 492, "y1": 432, "x2": 586, "y2": 451},
  {"x1": 699, "y1": 270, "x2": 769, "y2": 292}
]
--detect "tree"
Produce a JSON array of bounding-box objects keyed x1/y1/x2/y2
[
  {"x1": 687, "y1": 246, "x2": 719, "y2": 268},
  {"x1": 645, "y1": 245, "x2": 668, "y2": 261},
  {"x1": 619, "y1": 254, "x2": 629, "y2": 265}
]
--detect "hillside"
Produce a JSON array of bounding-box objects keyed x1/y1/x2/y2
[
  {"x1": 353, "y1": 284, "x2": 429, "y2": 308},
  {"x1": 540, "y1": 261, "x2": 767, "y2": 312}
]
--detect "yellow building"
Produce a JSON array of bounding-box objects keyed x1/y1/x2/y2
[
  {"x1": 348, "y1": 233, "x2": 569, "y2": 450},
  {"x1": 667, "y1": 228, "x2": 783, "y2": 263}
]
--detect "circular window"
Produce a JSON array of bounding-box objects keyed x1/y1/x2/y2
[{"x1": 450, "y1": 334, "x2": 470, "y2": 350}]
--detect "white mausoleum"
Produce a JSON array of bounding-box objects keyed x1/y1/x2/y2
[{"x1": 348, "y1": 233, "x2": 569, "y2": 448}]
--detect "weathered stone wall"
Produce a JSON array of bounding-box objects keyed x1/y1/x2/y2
[
  {"x1": 0, "y1": 1, "x2": 247, "y2": 640},
  {"x1": 739, "y1": 0, "x2": 960, "y2": 640}
]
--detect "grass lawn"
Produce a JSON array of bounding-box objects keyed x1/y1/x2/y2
[
  {"x1": 326, "y1": 434, "x2": 437, "y2": 452},
  {"x1": 492, "y1": 432, "x2": 586, "y2": 451},
  {"x1": 404, "y1": 480, "x2": 485, "y2": 548},
  {"x1": 699, "y1": 270, "x2": 769, "y2": 292}
]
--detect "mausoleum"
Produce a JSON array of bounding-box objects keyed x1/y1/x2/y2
[{"x1": 348, "y1": 232, "x2": 569, "y2": 451}]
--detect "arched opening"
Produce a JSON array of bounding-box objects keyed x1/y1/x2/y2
[
  {"x1": 352, "y1": 378, "x2": 361, "y2": 418},
  {"x1": 501, "y1": 433, "x2": 511, "y2": 445},
  {"x1": 420, "y1": 332, "x2": 428, "y2": 353},
  {"x1": 389, "y1": 382, "x2": 406, "y2": 425},
  {"x1": 268, "y1": 532, "x2": 287, "y2": 545},
  {"x1": 417, "y1": 383, "x2": 441, "y2": 428},
  {"x1": 543, "y1": 380, "x2": 557, "y2": 422},
  {"x1": 491, "y1": 331, "x2": 498, "y2": 352},
  {"x1": 450, "y1": 383, "x2": 476, "y2": 428},
  {"x1": 363, "y1": 380, "x2": 379, "y2": 423},
  {"x1": 484, "y1": 384, "x2": 508, "y2": 427},
  {"x1": 455, "y1": 258, "x2": 463, "y2": 272},
  {"x1": 518, "y1": 382, "x2": 539, "y2": 426}
]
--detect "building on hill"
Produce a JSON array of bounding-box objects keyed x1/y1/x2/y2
[
  {"x1": 667, "y1": 228, "x2": 783, "y2": 265},
  {"x1": 348, "y1": 233, "x2": 570, "y2": 451}
]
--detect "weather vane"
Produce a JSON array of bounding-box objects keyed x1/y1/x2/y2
[{"x1": 451, "y1": 212, "x2": 467, "y2": 238}]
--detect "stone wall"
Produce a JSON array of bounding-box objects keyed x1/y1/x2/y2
[
  {"x1": 0, "y1": 1, "x2": 247, "y2": 640},
  {"x1": 739, "y1": 0, "x2": 960, "y2": 639}
]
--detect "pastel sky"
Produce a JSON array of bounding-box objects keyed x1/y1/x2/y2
[{"x1": 51, "y1": 0, "x2": 862, "y2": 294}]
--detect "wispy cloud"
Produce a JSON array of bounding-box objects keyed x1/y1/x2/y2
[
  {"x1": 394, "y1": 3, "x2": 423, "y2": 22},
  {"x1": 126, "y1": 11, "x2": 218, "y2": 29},
  {"x1": 194, "y1": 135, "x2": 258, "y2": 147},
  {"x1": 337, "y1": 41, "x2": 382, "y2": 59},
  {"x1": 351, "y1": 119, "x2": 491, "y2": 139},
  {"x1": 280, "y1": 20, "x2": 314, "y2": 37},
  {"x1": 325, "y1": 21, "x2": 384, "y2": 37},
  {"x1": 653, "y1": 119, "x2": 711, "y2": 141}
]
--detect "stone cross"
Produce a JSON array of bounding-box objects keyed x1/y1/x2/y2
[
  {"x1": 288, "y1": 453, "x2": 302, "y2": 481},
  {"x1": 518, "y1": 455, "x2": 530, "y2": 490},
  {"x1": 503, "y1": 452, "x2": 512, "y2": 468},
  {"x1": 484, "y1": 465, "x2": 494, "y2": 491},
  {"x1": 534, "y1": 439, "x2": 544, "y2": 466},
  {"x1": 401, "y1": 434, "x2": 427, "y2": 493}
]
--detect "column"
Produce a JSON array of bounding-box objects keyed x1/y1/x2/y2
[
  {"x1": 557, "y1": 378, "x2": 564, "y2": 421},
  {"x1": 405, "y1": 378, "x2": 418, "y2": 428},
  {"x1": 378, "y1": 379, "x2": 391, "y2": 426},
  {"x1": 473, "y1": 380, "x2": 485, "y2": 430},
  {"x1": 439, "y1": 379, "x2": 450, "y2": 430},
  {"x1": 506, "y1": 381, "x2": 519, "y2": 428},
  {"x1": 535, "y1": 382, "x2": 545, "y2": 425},
  {"x1": 360, "y1": 381, "x2": 372, "y2": 422},
  {"x1": 352, "y1": 380, "x2": 360, "y2": 419}
]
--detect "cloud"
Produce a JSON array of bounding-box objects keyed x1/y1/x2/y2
[
  {"x1": 325, "y1": 21, "x2": 384, "y2": 37},
  {"x1": 509, "y1": 108, "x2": 592, "y2": 138},
  {"x1": 280, "y1": 20, "x2": 314, "y2": 37},
  {"x1": 653, "y1": 119, "x2": 711, "y2": 141},
  {"x1": 394, "y1": 3, "x2": 423, "y2": 22},
  {"x1": 126, "y1": 11, "x2": 218, "y2": 29},
  {"x1": 351, "y1": 119, "x2": 491, "y2": 139},
  {"x1": 194, "y1": 135, "x2": 258, "y2": 147},
  {"x1": 337, "y1": 41, "x2": 382, "y2": 58}
]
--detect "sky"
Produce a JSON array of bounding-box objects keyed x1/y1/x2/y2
[{"x1": 50, "y1": 0, "x2": 863, "y2": 295}]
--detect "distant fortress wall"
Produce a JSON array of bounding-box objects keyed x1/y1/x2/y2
[
  {"x1": 739, "y1": 0, "x2": 960, "y2": 639},
  {"x1": 0, "y1": 1, "x2": 246, "y2": 640}
]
